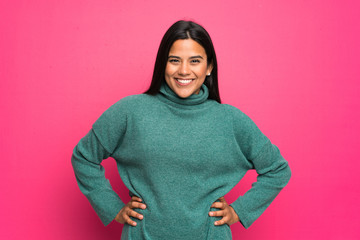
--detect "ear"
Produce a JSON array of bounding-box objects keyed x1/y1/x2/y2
[{"x1": 207, "y1": 61, "x2": 214, "y2": 76}]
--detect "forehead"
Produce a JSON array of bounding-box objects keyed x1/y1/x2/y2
[{"x1": 168, "y1": 39, "x2": 206, "y2": 57}]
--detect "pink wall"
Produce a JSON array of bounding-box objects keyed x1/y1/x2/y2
[{"x1": 1, "y1": 0, "x2": 359, "y2": 239}]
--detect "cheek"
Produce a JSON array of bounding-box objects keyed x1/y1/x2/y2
[
  {"x1": 196, "y1": 65, "x2": 208, "y2": 76},
  {"x1": 165, "y1": 65, "x2": 170, "y2": 76},
  {"x1": 165, "y1": 64, "x2": 176, "y2": 76}
]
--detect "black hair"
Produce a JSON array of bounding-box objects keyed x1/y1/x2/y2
[{"x1": 144, "y1": 20, "x2": 221, "y2": 103}]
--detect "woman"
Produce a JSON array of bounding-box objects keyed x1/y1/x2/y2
[{"x1": 71, "y1": 20, "x2": 291, "y2": 239}]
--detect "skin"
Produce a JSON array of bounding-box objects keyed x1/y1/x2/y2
[
  {"x1": 115, "y1": 39, "x2": 240, "y2": 227},
  {"x1": 208, "y1": 196, "x2": 240, "y2": 226},
  {"x1": 115, "y1": 196, "x2": 239, "y2": 227},
  {"x1": 165, "y1": 39, "x2": 213, "y2": 98},
  {"x1": 115, "y1": 196, "x2": 146, "y2": 226}
]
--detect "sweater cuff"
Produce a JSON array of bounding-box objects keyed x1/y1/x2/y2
[
  {"x1": 230, "y1": 199, "x2": 252, "y2": 229},
  {"x1": 88, "y1": 189, "x2": 125, "y2": 226}
]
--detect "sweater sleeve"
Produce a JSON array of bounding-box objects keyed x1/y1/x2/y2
[
  {"x1": 71, "y1": 100, "x2": 128, "y2": 226},
  {"x1": 226, "y1": 105, "x2": 292, "y2": 229}
]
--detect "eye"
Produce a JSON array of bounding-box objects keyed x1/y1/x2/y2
[
  {"x1": 168, "y1": 58, "x2": 180, "y2": 64},
  {"x1": 190, "y1": 59, "x2": 201, "y2": 64}
]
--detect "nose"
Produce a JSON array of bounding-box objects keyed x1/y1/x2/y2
[{"x1": 179, "y1": 62, "x2": 190, "y2": 75}]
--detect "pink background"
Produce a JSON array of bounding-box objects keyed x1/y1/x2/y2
[{"x1": 1, "y1": 0, "x2": 359, "y2": 239}]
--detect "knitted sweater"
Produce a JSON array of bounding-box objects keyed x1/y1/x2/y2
[{"x1": 71, "y1": 82, "x2": 291, "y2": 239}]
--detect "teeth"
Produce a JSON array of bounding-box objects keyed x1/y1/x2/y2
[{"x1": 177, "y1": 79, "x2": 192, "y2": 84}]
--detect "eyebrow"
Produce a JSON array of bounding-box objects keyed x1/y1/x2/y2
[{"x1": 168, "y1": 55, "x2": 204, "y2": 59}]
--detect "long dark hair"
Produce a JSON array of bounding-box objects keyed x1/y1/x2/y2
[{"x1": 144, "y1": 20, "x2": 221, "y2": 103}]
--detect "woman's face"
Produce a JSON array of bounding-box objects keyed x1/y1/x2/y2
[{"x1": 165, "y1": 39, "x2": 213, "y2": 98}]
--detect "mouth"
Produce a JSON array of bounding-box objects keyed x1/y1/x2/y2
[{"x1": 175, "y1": 78, "x2": 195, "y2": 86}]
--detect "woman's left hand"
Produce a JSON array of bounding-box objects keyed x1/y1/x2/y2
[{"x1": 208, "y1": 197, "x2": 240, "y2": 226}]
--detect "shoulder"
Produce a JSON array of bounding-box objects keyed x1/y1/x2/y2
[
  {"x1": 103, "y1": 93, "x2": 155, "y2": 114},
  {"x1": 221, "y1": 104, "x2": 270, "y2": 159},
  {"x1": 219, "y1": 103, "x2": 263, "y2": 134},
  {"x1": 119, "y1": 93, "x2": 155, "y2": 104},
  {"x1": 93, "y1": 93, "x2": 153, "y2": 128},
  {"x1": 220, "y1": 103, "x2": 250, "y2": 121},
  {"x1": 113, "y1": 93, "x2": 154, "y2": 106},
  {"x1": 220, "y1": 103, "x2": 243, "y2": 113}
]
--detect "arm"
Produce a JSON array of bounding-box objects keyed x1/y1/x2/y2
[
  {"x1": 71, "y1": 99, "x2": 130, "y2": 226},
  {"x1": 71, "y1": 129, "x2": 125, "y2": 226},
  {"x1": 230, "y1": 141, "x2": 291, "y2": 229},
  {"x1": 227, "y1": 105, "x2": 291, "y2": 229}
]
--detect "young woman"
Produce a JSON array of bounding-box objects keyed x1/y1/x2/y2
[{"x1": 71, "y1": 20, "x2": 291, "y2": 239}]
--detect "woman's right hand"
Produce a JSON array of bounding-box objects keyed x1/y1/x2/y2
[{"x1": 114, "y1": 196, "x2": 146, "y2": 226}]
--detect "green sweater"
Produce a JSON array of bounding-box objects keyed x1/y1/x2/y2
[{"x1": 71, "y1": 82, "x2": 291, "y2": 239}]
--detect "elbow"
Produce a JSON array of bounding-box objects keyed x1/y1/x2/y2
[
  {"x1": 71, "y1": 145, "x2": 82, "y2": 170},
  {"x1": 262, "y1": 160, "x2": 292, "y2": 188},
  {"x1": 71, "y1": 152, "x2": 77, "y2": 169},
  {"x1": 71, "y1": 146, "x2": 76, "y2": 163},
  {"x1": 280, "y1": 161, "x2": 291, "y2": 188}
]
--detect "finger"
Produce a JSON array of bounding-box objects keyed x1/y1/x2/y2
[
  {"x1": 128, "y1": 209, "x2": 144, "y2": 220},
  {"x1": 122, "y1": 213, "x2": 137, "y2": 226},
  {"x1": 131, "y1": 196, "x2": 143, "y2": 202},
  {"x1": 219, "y1": 197, "x2": 228, "y2": 205},
  {"x1": 209, "y1": 210, "x2": 225, "y2": 217},
  {"x1": 129, "y1": 200, "x2": 147, "y2": 209},
  {"x1": 211, "y1": 202, "x2": 225, "y2": 209},
  {"x1": 214, "y1": 216, "x2": 229, "y2": 226},
  {"x1": 218, "y1": 196, "x2": 226, "y2": 202},
  {"x1": 214, "y1": 218, "x2": 225, "y2": 226}
]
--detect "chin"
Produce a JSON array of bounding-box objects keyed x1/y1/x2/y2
[
  {"x1": 165, "y1": 78, "x2": 202, "y2": 98},
  {"x1": 174, "y1": 91, "x2": 193, "y2": 98}
]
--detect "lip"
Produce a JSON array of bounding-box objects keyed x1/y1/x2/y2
[{"x1": 175, "y1": 78, "x2": 195, "y2": 86}]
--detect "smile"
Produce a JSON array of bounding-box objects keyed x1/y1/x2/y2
[{"x1": 175, "y1": 78, "x2": 194, "y2": 86}]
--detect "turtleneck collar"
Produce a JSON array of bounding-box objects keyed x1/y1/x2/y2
[{"x1": 158, "y1": 81, "x2": 209, "y2": 106}]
